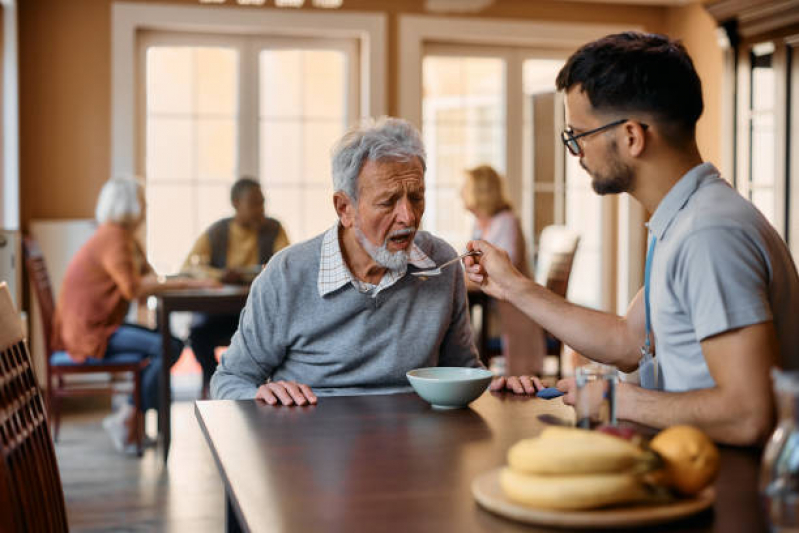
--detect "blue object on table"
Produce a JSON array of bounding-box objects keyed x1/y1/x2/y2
[{"x1": 536, "y1": 387, "x2": 564, "y2": 399}]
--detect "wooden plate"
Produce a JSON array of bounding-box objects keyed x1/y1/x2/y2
[{"x1": 472, "y1": 468, "x2": 715, "y2": 529}]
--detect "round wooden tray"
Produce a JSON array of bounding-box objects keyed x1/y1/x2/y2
[{"x1": 472, "y1": 468, "x2": 715, "y2": 529}]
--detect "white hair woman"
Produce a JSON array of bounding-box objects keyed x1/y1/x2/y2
[{"x1": 53, "y1": 175, "x2": 214, "y2": 453}]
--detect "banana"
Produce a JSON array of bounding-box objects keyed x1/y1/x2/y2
[
  {"x1": 500, "y1": 468, "x2": 651, "y2": 510},
  {"x1": 507, "y1": 427, "x2": 654, "y2": 475}
]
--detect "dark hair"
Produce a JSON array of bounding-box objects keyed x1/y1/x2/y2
[
  {"x1": 556, "y1": 32, "x2": 703, "y2": 145},
  {"x1": 230, "y1": 177, "x2": 262, "y2": 204}
]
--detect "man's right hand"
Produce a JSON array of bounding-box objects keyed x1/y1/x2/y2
[
  {"x1": 463, "y1": 240, "x2": 524, "y2": 301},
  {"x1": 256, "y1": 380, "x2": 318, "y2": 406}
]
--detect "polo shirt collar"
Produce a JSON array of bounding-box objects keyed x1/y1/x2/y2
[
  {"x1": 317, "y1": 224, "x2": 436, "y2": 297},
  {"x1": 647, "y1": 162, "x2": 719, "y2": 240}
]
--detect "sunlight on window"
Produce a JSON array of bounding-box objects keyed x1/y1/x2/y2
[
  {"x1": 259, "y1": 50, "x2": 346, "y2": 242},
  {"x1": 749, "y1": 43, "x2": 775, "y2": 225},
  {"x1": 145, "y1": 47, "x2": 239, "y2": 274},
  {"x1": 422, "y1": 56, "x2": 505, "y2": 251}
]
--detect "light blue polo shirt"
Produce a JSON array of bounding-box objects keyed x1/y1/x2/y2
[{"x1": 648, "y1": 163, "x2": 799, "y2": 392}]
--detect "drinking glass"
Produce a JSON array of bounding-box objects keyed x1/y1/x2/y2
[{"x1": 574, "y1": 363, "x2": 618, "y2": 429}]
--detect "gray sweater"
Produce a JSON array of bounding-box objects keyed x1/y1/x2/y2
[{"x1": 211, "y1": 230, "x2": 481, "y2": 399}]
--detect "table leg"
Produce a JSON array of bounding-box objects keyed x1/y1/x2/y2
[
  {"x1": 158, "y1": 301, "x2": 172, "y2": 464},
  {"x1": 226, "y1": 490, "x2": 244, "y2": 533}
]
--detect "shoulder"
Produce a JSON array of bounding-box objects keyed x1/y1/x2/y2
[
  {"x1": 413, "y1": 231, "x2": 457, "y2": 263},
  {"x1": 206, "y1": 217, "x2": 233, "y2": 235}
]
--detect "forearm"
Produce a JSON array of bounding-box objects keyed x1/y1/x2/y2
[
  {"x1": 616, "y1": 382, "x2": 773, "y2": 446},
  {"x1": 504, "y1": 276, "x2": 640, "y2": 370}
]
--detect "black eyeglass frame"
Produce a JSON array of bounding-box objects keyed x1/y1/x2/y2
[{"x1": 560, "y1": 119, "x2": 648, "y2": 156}]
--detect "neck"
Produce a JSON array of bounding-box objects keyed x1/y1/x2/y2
[
  {"x1": 339, "y1": 225, "x2": 387, "y2": 284},
  {"x1": 631, "y1": 144, "x2": 703, "y2": 214}
]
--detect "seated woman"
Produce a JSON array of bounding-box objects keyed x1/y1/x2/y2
[
  {"x1": 461, "y1": 165, "x2": 546, "y2": 376},
  {"x1": 53, "y1": 175, "x2": 215, "y2": 453}
]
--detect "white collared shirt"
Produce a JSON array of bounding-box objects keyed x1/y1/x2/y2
[{"x1": 317, "y1": 224, "x2": 436, "y2": 298}]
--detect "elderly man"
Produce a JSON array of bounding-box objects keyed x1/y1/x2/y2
[
  {"x1": 466, "y1": 32, "x2": 799, "y2": 445},
  {"x1": 212, "y1": 118, "x2": 539, "y2": 405}
]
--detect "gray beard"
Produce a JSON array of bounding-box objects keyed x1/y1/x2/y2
[{"x1": 354, "y1": 226, "x2": 411, "y2": 271}]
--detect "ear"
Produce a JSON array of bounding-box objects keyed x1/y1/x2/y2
[
  {"x1": 334, "y1": 192, "x2": 356, "y2": 228},
  {"x1": 623, "y1": 121, "x2": 647, "y2": 158}
]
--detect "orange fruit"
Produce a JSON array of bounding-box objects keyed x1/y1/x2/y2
[{"x1": 649, "y1": 425, "x2": 720, "y2": 496}]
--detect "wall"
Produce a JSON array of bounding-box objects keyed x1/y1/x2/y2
[
  {"x1": 19, "y1": 0, "x2": 720, "y2": 228},
  {"x1": 666, "y1": 2, "x2": 723, "y2": 168}
]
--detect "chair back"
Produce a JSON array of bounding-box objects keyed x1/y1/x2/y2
[
  {"x1": 22, "y1": 236, "x2": 58, "y2": 358},
  {"x1": 0, "y1": 282, "x2": 68, "y2": 532},
  {"x1": 534, "y1": 225, "x2": 580, "y2": 299}
]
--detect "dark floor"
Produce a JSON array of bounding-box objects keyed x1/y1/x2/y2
[{"x1": 54, "y1": 374, "x2": 225, "y2": 532}]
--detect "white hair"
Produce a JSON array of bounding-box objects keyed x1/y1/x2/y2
[
  {"x1": 331, "y1": 117, "x2": 426, "y2": 201},
  {"x1": 95, "y1": 175, "x2": 143, "y2": 225}
]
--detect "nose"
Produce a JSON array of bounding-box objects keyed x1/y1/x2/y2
[{"x1": 395, "y1": 197, "x2": 415, "y2": 226}]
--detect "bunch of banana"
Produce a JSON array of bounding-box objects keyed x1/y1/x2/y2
[{"x1": 500, "y1": 427, "x2": 662, "y2": 510}]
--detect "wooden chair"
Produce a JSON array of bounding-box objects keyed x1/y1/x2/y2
[
  {"x1": 0, "y1": 282, "x2": 69, "y2": 532},
  {"x1": 23, "y1": 236, "x2": 145, "y2": 454},
  {"x1": 534, "y1": 225, "x2": 580, "y2": 376}
]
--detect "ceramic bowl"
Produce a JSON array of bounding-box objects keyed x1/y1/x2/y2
[{"x1": 406, "y1": 367, "x2": 493, "y2": 409}]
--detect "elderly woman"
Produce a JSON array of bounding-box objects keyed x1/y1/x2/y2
[
  {"x1": 461, "y1": 165, "x2": 546, "y2": 376},
  {"x1": 53, "y1": 175, "x2": 213, "y2": 453}
]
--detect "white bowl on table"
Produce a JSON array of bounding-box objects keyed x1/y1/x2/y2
[{"x1": 406, "y1": 367, "x2": 494, "y2": 409}]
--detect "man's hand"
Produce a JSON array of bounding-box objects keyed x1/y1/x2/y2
[
  {"x1": 256, "y1": 380, "x2": 318, "y2": 406},
  {"x1": 463, "y1": 240, "x2": 525, "y2": 301},
  {"x1": 556, "y1": 376, "x2": 577, "y2": 405},
  {"x1": 490, "y1": 375, "x2": 543, "y2": 395}
]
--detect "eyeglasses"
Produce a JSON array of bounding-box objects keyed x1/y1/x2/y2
[{"x1": 560, "y1": 119, "x2": 648, "y2": 156}]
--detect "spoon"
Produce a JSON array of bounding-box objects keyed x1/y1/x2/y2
[{"x1": 411, "y1": 250, "x2": 481, "y2": 278}]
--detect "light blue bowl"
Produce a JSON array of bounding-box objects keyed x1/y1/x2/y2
[{"x1": 406, "y1": 367, "x2": 494, "y2": 409}]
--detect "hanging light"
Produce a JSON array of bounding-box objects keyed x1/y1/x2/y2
[
  {"x1": 275, "y1": 0, "x2": 305, "y2": 6},
  {"x1": 237, "y1": 0, "x2": 267, "y2": 4},
  {"x1": 312, "y1": 0, "x2": 342, "y2": 7}
]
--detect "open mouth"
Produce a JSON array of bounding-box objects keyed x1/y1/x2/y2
[{"x1": 387, "y1": 229, "x2": 414, "y2": 249}]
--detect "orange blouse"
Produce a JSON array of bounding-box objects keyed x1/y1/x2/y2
[{"x1": 53, "y1": 223, "x2": 148, "y2": 362}]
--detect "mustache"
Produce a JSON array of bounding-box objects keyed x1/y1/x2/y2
[{"x1": 388, "y1": 227, "x2": 416, "y2": 239}]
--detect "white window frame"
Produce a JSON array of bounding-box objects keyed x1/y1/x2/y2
[
  {"x1": 112, "y1": 1, "x2": 386, "y2": 177},
  {"x1": 400, "y1": 15, "x2": 643, "y2": 313}
]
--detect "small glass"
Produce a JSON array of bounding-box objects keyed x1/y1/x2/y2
[
  {"x1": 760, "y1": 369, "x2": 799, "y2": 530},
  {"x1": 574, "y1": 363, "x2": 618, "y2": 429}
]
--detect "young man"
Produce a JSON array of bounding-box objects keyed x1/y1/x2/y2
[
  {"x1": 182, "y1": 178, "x2": 289, "y2": 398},
  {"x1": 466, "y1": 32, "x2": 799, "y2": 445}
]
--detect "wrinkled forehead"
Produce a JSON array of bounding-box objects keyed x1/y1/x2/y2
[{"x1": 358, "y1": 157, "x2": 425, "y2": 194}]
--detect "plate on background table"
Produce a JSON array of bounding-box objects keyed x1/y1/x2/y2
[{"x1": 472, "y1": 468, "x2": 715, "y2": 529}]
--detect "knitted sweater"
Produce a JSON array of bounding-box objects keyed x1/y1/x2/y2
[{"x1": 211, "y1": 230, "x2": 480, "y2": 399}]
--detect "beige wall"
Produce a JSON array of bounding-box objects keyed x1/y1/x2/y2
[
  {"x1": 19, "y1": 0, "x2": 721, "y2": 228},
  {"x1": 666, "y1": 3, "x2": 723, "y2": 168}
]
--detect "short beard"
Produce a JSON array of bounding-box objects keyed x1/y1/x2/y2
[
  {"x1": 582, "y1": 140, "x2": 635, "y2": 196},
  {"x1": 354, "y1": 226, "x2": 414, "y2": 271}
]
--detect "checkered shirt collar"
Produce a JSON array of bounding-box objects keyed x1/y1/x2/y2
[{"x1": 317, "y1": 224, "x2": 436, "y2": 297}]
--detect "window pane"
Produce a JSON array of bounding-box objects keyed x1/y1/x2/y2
[
  {"x1": 260, "y1": 51, "x2": 302, "y2": 118},
  {"x1": 147, "y1": 48, "x2": 192, "y2": 115},
  {"x1": 147, "y1": 118, "x2": 193, "y2": 182},
  {"x1": 748, "y1": 44, "x2": 775, "y2": 222},
  {"x1": 259, "y1": 49, "x2": 348, "y2": 242},
  {"x1": 565, "y1": 154, "x2": 602, "y2": 310},
  {"x1": 197, "y1": 118, "x2": 237, "y2": 180},
  {"x1": 145, "y1": 46, "x2": 239, "y2": 274},
  {"x1": 196, "y1": 48, "x2": 238, "y2": 115},
  {"x1": 422, "y1": 55, "x2": 505, "y2": 250}
]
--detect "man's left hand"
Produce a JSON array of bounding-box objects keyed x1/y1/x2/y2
[
  {"x1": 490, "y1": 375, "x2": 543, "y2": 395},
  {"x1": 556, "y1": 376, "x2": 577, "y2": 405}
]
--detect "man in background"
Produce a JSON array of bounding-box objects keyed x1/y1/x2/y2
[{"x1": 182, "y1": 177, "x2": 289, "y2": 398}]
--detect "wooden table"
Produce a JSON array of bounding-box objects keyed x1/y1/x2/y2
[
  {"x1": 195, "y1": 392, "x2": 767, "y2": 533},
  {"x1": 156, "y1": 286, "x2": 249, "y2": 463}
]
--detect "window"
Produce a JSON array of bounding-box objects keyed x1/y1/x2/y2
[
  {"x1": 421, "y1": 44, "x2": 609, "y2": 310},
  {"x1": 746, "y1": 42, "x2": 777, "y2": 226},
  {"x1": 141, "y1": 33, "x2": 358, "y2": 274}
]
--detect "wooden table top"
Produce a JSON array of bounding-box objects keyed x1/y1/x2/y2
[{"x1": 195, "y1": 392, "x2": 767, "y2": 533}]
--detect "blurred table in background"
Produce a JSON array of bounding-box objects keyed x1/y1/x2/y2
[{"x1": 156, "y1": 285, "x2": 249, "y2": 464}]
